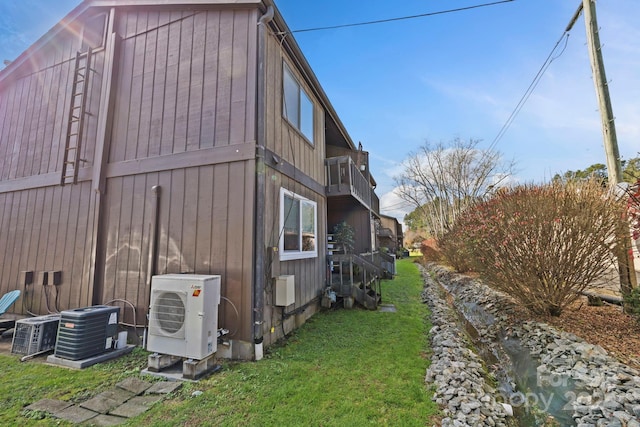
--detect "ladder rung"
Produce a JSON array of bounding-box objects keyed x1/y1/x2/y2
[{"x1": 65, "y1": 146, "x2": 77, "y2": 151}]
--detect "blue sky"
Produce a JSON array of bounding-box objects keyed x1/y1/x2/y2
[{"x1": 1, "y1": 0, "x2": 639, "y2": 221}]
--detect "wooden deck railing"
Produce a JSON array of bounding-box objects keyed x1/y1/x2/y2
[{"x1": 325, "y1": 156, "x2": 378, "y2": 215}]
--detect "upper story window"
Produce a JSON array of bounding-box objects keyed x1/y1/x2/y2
[
  {"x1": 282, "y1": 62, "x2": 315, "y2": 145},
  {"x1": 279, "y1": 188, "x2": 317, "y2": 261}
]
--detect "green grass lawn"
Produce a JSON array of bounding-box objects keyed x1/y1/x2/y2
[{"x1": 0, "y1": 258, "x2": 438, "y2": 426}]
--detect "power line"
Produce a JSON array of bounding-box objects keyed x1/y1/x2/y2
[
  {"x1": 490, "y1": 28, "x2": 572, "y2": 148},
  {"x1": 284, "y1": 0, "x2": 516, "y2": 34}
]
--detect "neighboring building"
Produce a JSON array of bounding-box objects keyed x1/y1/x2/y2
[
  {"x1": 0, "y1": 0, "x2": 385, "y2": 360},
  {"x1": 376, "y1": 214, "x2": 403, "y2": 256}
]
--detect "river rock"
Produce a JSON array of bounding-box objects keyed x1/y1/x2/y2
[{"x1": 422, "y1": 263, "x2": 640, "y2": 425}]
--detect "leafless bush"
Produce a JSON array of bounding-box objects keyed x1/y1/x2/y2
[{"x1": 445, "y1": 180, "x2": 628, "y2": 316}]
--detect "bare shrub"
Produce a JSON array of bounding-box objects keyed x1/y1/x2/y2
[
  {"x1": 420, "y1": 238, "x2": 442, "y2": 262},
  {"x1": 449, "y1": 180, "x2": 628, "y2": 316},
  {"x1": 437, "y1": 228, "x2": 474, "y2": 272}
]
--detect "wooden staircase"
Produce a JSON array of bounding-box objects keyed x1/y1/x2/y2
[{"x1": 328, "y1": 253, "x2": 382, "y2": 310}]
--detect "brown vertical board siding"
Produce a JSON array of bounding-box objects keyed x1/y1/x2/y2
[
  {"x1": 49, "y1": 42, "x2": 75, "y2": 174},
  {"x1": 7, "y1": 77, "x2": 30, "y2": 179},
  {"x1": 261, "y1": 30, "x2": 330, "y2": 337},
  {"x1": 98, "y1": 161, "x2": 255, "y2": 333},
  {"x1": 167, "y1": 169, "x2": 186, "y2": 272},
  {"x1": 186, "y1": 12, "x2": 206, "y2": 151},
  {"x1": 0, "y1": 183, "x2": 94, "y2": 314},
  {"x1": 124, "y1": 12, "x2": 149, "y2": 162},
  {"x1": 0, "y1": 193, "x2": 8, "y2": 295},
  {"x1": 102, "y1": 177, "x2": 123, "y2": 302},
  {"x1": 229, "y1": 11, "x2": 250, "y2": 145},
  {"x1": 195, "y1": 166, "x2": 214, "y2": 273},
  {"x1": 264, "y1": 31, "x2": 278, "y2": 156},
  {"x1": 137, "y1": 11, "x2": 160, "y2": 159},
  {"x1": 173, "y1": 13, "x2": 194, "y2": 154},
  {"x1": 264, "y1": 34, "x2": 326, "y2": 184},
  {"x1": 100, "y1": 173, "x2": 157, "y2": 323},
  {"x1": 263, "y1": 172, "x2": 326, "y2": 334},
  {"x1": 0, "y1": 85, "x2": 13, "y2": 178},
  {"x1": 70, "y1": 182, "x2": 93, "y2": 308},
  {"x1": 23, "y1": 73, "x2": 44, "y2": 176},
  {"x1": 148, "y1": 12, "x2": 171, "y2": 157},
  {"x1": 180, "y1": 168, "x2": 199, "y2": 272},
  {"x1": 127, "y1": 175, "x2": 150, "y2": 313},
  {"x1": 160, "y1": 12, "x2": 183, "y2": 156},
  {"x1": 111, "y1": 7, "x2": 255, "y2": 161},
  {"x1": 210, "y1": 163, "x2": 229, "y2": 328},
  {"x1": 213, "y1": 12, "x2": 233, "y2": 146},
  {"x1": 200, "y1": 11, "x2": 221, "y2": 149},
  {"x1": 111, "y1": 12, "x2": 138, "y2": 163},
  {"x1": 15, "y1": 74, "x2": 35, "y2": 178},
  {"x1": 114, "y1": 175, "x2": 136, "y2": 300},
  {"x1": 60, "y1": 183, "x2": 82, "y2": 308},
  {"x1": 244, "y1": 10, "x2": 257, "y2": 145},
  {"x1": 35, "y1": 61, "x2": 57, "y2": 175},
  {"x1": 225, "y1": 161, "x2": 251, "y2": 339}
]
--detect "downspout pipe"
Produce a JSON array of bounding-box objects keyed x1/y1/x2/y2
[
  {"x1": 253, "y1": 5, "x2": 274, "y2": 361},
  {"x1": 145, "y1": 185, "x2": 161, "y2": 349}
]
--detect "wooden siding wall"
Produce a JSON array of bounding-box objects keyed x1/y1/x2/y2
[
  {"x1": 0, "y1": 6, "x2": 259, "y2": 345},
  {"x1": 109, "y1": 8, "x2": 257, "y2": 162},
  {"x1": 100, "y1": 7, "x2": 258, "y2": 340},
  {"x1": 259, "y1": 31, "x2": 329, "y2": 344},
  {"x1": 0, "y1": 13, "x2": 106, "y2": 311},
  {"x1": 0, "y1": 18, "x2": 103, "y2": 180},
  {"x1": 262, "y1": 173, "x2": 326, "y2": 346},
  {"x1": 264, "y1": 31, "x2": 326, "y2": 183},
  {"x1": 328, "y1": 198, "x2": 372, "y2": 255},
  {"x1": 0, "y1": 183, "x2": 95, "y2": 313},
  {"x1": 101, "y1": 163, "x2": 255, "y2": 341}
]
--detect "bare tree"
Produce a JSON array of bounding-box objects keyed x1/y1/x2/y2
[{"x1": 394, "y1": 138, "x2": 515, "y2": 237}]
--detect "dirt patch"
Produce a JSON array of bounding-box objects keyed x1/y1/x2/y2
[{"x1": 530, "y1": 296, "x2": 640, "y2": 370}]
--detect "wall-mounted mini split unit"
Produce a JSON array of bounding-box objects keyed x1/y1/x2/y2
[
  {"x1": 11, "y1": 315, "x2": 61, "y2": 356},
  {"x1": 147, "y1": 274, "x2": 221, "y2": 360},
  {"x1": 54, "y1": 305, "x2": 120, "y2": 360}
]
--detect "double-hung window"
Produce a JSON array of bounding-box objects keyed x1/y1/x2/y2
[
  {"x1": 279, "y1": 188, "x2": 317, "y2": 260},
  {"x1": 282, "y1": 62, "x2": 315, "y2": 144}
]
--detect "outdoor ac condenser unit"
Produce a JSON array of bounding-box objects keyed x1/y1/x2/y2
[
  {"x1": 54, "y1": 305, "x2": 120, "y2": 360},
  {"x1": 147, "y1": 274, "x2": 221, "y2": 360},
  {"x1": 11, "y1": 315, "x2": 60, "y2": 356}
]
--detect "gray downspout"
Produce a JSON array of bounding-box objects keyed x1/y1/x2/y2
[{"x1": 253, "y1": 5, "x2": 274, "y2": 361}]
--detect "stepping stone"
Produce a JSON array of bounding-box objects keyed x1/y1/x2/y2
[
  {"x1": 53, "y1": 404, "x2": 98, "y2": 423},
  {"x1": 25, "y1": 398, "x2": 72, "y2": 414},
  {"x1": 116, "y1": 377, "x2": 152, "y2": 395},
  {"x1": 109, "y1": 395, "x2": 164, "y2": 418},
  {"x1": 145, "y1": 381, "x2": 182, "y2": 395},
  {"x1": 80, "y1": 388, "x2": 134, "y2": 414},
  {"x1": 89, "y1": 414, "x2": 128, "y2": 426}
]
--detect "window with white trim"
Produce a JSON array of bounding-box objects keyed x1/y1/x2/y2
[
  {"x1": 279, "y1": 188, "x2": 317, "y2": 260},
  {"x1": 282, "y1": 62, "x2": 315, "y2": 144}
]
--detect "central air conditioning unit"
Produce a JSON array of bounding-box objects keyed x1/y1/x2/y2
[
  {"x1": 11, "y1": 315, "x2": 60, "y2": 356},
  {"x1": 54, "y1": 305, "x2": 120, "y2": 360},
  {"x1": 147, "y1": 274, "x2": 221, "y2": 360}
]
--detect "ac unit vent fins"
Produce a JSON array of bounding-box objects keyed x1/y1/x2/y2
[{"x1": 153, "y1": 291, "x2": 186, "y2": 336}]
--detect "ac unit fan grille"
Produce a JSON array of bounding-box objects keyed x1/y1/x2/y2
[{"x1": 152, "y1": 291, "x2": 186, "y2": 337}]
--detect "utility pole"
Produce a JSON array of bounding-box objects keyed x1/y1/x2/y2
[{"x1": 570, "y1": 0, "x2": 636, "y2": 294}]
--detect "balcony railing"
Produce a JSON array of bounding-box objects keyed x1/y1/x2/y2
[
  {"x1": 326, "y1": 156, "x2": 378, "y2": 214},
  {"x1": 377, "y1": 227, "x2": 393, "y2": 238}
]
